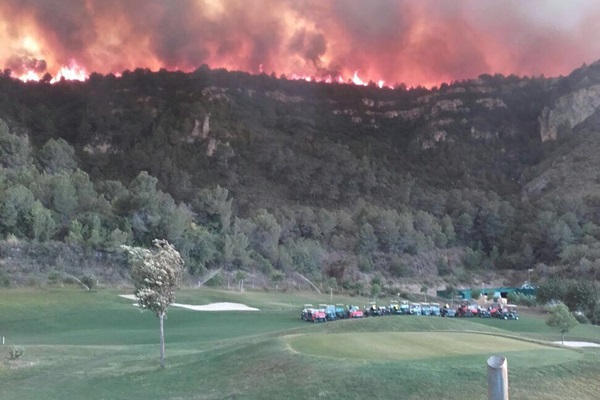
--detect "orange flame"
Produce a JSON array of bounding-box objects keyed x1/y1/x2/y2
[
  {"x1": 1, "y1": 1, "x2": 599, "y2": 88},
  {"x1": 50, "y1": 60, "x2": 87, "y2": 83}
]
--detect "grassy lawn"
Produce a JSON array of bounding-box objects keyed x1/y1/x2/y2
[{"x1": 0, "y1": 288, "x2": 599, "y2": 400}]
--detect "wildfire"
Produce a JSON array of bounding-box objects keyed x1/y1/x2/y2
[
  {"x1": 288, "y1": 70, "x2": 391, "y2": 88},
  {"x1": 13, "y1": 60, "x2": 87, "y2": 84},
  {"x1": 2, "y1": 1, "x2": 598, "y2": 89},
  {"x1": 13, "y1": 59, "x2": 393, "y2": 90},
  {"x1": 50, "y1": 61, "x2": 87, "y2": 83}
]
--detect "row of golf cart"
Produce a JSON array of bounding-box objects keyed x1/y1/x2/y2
[
  {"x1": 301, "y1": 300, "x2": 519, "y2": 322},
  {"x1": 301, "y1": 304, "x2": 364, "y2": 322}
]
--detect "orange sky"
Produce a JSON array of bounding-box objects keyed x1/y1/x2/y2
[{"x1": 2, "y1": 0, "x2": 599, "y2": 87}]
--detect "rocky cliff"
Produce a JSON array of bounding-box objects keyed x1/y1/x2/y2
[{"x1": 538, "y1": 84, "x2": 600, "y2": 142}]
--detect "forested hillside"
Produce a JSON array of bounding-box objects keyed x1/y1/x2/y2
[{"x1": 1, "y1": 61, "x2": 600, "y2": 290}]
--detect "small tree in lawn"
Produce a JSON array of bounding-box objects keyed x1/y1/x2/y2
[
  {"x1": 546, "y1": 303, "x2": 578, "y2": 345},
  {"x1": 420, "y1": 285, "x2": 428, "y2": 302},
  {"x1": 371, "y1": 283, "x2": 381, "y2": 300},
  {"x1": 235, "y1": 270, "x2": 246, "y2": 292},
  {"x1": 122, "y1": 239, "x2": 184, "y2": 368}
]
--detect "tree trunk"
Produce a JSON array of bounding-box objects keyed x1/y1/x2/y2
[
  {"x1": 561, "y1": 332, "x2": 565, "y2": 345},
  {"x1": 159, "y1": 312, "x2": 165, "y2": 368}
]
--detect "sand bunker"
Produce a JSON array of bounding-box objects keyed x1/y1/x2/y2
[
  {"x1": 553, "y1": 341, "x2": 600, "y2": 348},
  {"x1": 119, "y1": 294, "x2": 259, "y2": 311}
]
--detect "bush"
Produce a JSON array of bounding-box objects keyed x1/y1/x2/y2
[
  {"x1": 47, "y1": 272, "x2": 60, "y2": 284},
  {"x1": 80, "y1": 275, "x2": 96, "y2": 290},
  {"x1": 574, "y1": 312, "x2": 589, "y2": 324},
  {"x1": 62, "y1": 276, "x2": 76, "y2": 285},
  {"x1": 0, "y1": 274, "x2": 10, "y2": 288},
  {"x1": 507, "y1": 292, "x2": 537, "y2": 307},
  {"x1": 8, "y1": 345, "x2": 24, "y2": 360},
  {"x1": 585, "y1": 305, "x2": 600, "y2": 325},
  {"x1": 358, "y1": 256, "x2": 373, "y2": 272},
  {"x1": 390, "y1": 257, "x2": 411, "y2": 277},
  {"x1": 204, "y1": 271, "x2": 224, "y2": 287},
  {"x1": 436, "y1": 257, "x2": 452, "y2": 276}
]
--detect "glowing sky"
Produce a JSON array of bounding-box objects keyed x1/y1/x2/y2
[{"x1": 1, "y1": 0, "x2": 599, "y2": 86}]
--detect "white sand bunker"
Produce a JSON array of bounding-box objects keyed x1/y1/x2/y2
[
  {"x1": 119, "y1": 295, "x2": 259, "y2": 311},
  {"x1": 553, "y1": 341, "x2": 600, "y2": 348}
]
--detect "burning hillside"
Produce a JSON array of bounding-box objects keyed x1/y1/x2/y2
[{"x1": 2, "y1": 0, "x2": 600, "y2": 86}]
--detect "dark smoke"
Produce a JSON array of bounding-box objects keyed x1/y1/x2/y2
[
  {"x1": 6, "y1": 56, "x2": 47, "y2": 74},
  {"x1": 1, "y1": 0, "x2": 600, "y2": 86}
]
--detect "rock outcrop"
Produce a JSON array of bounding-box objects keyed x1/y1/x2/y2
[{"x1": 538, "y1": 84, "x2": 600, "y2": 141}]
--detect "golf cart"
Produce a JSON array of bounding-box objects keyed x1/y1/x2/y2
[
  {"x1": 308, "y1": 307, "x2": 327, "y2": 323},
  {"x1": 503, "y1": 304, "x2": 519, "y2": 320},
  {"x1": 301, "y1": 304, "x2": 313, "y2": 321},
  {"x1": 346, "y1": 305, "x2": 364, "y2": 318},
  {"x1": 320, "y1": 304, "x2": 337, "y2": 321},
  {"x1": 430, "y1": 303, "x2": 441, "y2": 316},
  {"x1": 441, "y1": 303, "x2": 455, "y2": 317},
  {"x1": 388, "y1": 300, "x2": 401, "y2": 315},
  {"x1": 364, "y1": 301, "x2": 381, "y2": 317},
  {"x1": 409, "y1": 302, "x2": 422, "y2": 315},
  {"x1": 335, "y1": 304, "x2": 347, "y2": 319}
]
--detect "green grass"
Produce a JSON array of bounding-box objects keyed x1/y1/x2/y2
[
  {"x1": 0, "y1": 288, "x2": 599, "y2": 400},
  {"x1": 287, "y1": 332, "x2": 570, "y2": 361}
]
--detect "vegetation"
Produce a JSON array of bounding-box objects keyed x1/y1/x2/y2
[
  {"x1": 1, "y1": 63, "x2": 600, "y2": 291},
  {"x1": 122, "y1": 239, "x2": 184, "y2": 368},
  {"x1": 7, "y1": 345, "x2": 24, "y2": 360},
  {"x1": 546, "y1": 303, "x2": 579, "y2": 344},
  {"x1": 1, "y1": 288, "x2": 600, "y2": 400},
  {"x1": 537, "y1": 278, "x2": 600, "y2": 324}
]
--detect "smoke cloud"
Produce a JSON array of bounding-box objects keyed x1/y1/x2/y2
[{"x1": 1, "y1": 0, "x2": 599, "y2": 86}]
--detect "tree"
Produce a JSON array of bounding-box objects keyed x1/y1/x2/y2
[
  {"x1": 192, "y1": 186, "x2": 233, "y2": 233},
  {"x1": 371, "y1": 283, "x2": 381, "y2": 299},
  {"x1": 37, "y1": 138, "x2": 77, "y2": 174},
  {"x1": 235, "y1": 270, "x2": 246, "y2": 292},
  {"x1": 357, "y1": 222, "x2": 377, "y2": 256},
  {"x1": 546, "y1": 304, "x2": 578, "y2": 345},
  {"x1": 0, "y1": 119, "x2": 32, "y2": 169},
  {"x1": 122, "y1": 239, "x2": 184, "y2": 368},
  {"x1": 420, "y1": 285, "x2": 428, "y2": 302}
]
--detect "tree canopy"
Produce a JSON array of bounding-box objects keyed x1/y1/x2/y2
[
  {"x1": 546, "y1": 303, "x2": 578, "y2": 344},
  {"x1": 122, "y1": 239, "x2": 184, "y2": 367}
]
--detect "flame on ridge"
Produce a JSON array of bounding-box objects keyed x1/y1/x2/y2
[
  {"x1": 3, "y1": 1, "x2": 599, "y2": 89},
  {"x1": 14, "y1": 60, "x2": 87, "y2": 84},
  {"x1": 13, "y1": 59, "x2": 394, "y2": 90}
]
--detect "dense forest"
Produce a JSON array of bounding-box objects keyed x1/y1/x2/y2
[{"x1": 1, "y1": 61, "x2": 600, "y2": 297}]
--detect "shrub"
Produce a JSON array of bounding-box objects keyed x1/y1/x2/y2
[
  {"x1": 358, "y1": 256, "x2": 373, "y2": 272},
  {"x1": 574, "y1": 312, "x2": 589, "y2": 324},
  {"x1": 8, "y1": 345, "x2": 24, "y2": 360},
  {"x1": 62, "y1": 276, "x2": 76, "y2": 285},
  {"x1": 436, "y1": 257, "x2": 452, "y2": 276},
  {"x1": 47, "y1": 272, "x2": 60, "y2": 284},
  {"x1": 204, "y1": 271, "x2": 224, "y2": 287},
  {"x1": 390, "y1": 256, "x2": 411, "y2": 277},
  {"x1": 588, "y1": 307, "x2": 600, "y2": 325},
  {"x1": 80, "y1": 275, "x2": 96, "y2": 290},
  {"x1": 507, "y1": 292, "x2": 537, "y2": 307}
]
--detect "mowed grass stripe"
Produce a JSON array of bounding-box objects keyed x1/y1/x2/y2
[{"x1": 287, "y1": 332, "x2": 564, "y2": 361}]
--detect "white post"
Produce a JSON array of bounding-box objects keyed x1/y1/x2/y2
[
  {"x1": 2, "y1": 336, "x2": 4, "y2": 345},
  {"x1": 330, "y1": 287, "x2": 333, "y2": 302},
  {"x1": 487, "y1": 355, "x2": 508, "y2": 400}
]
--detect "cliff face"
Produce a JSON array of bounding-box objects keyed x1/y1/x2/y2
[{"x1": 538, "y1": 84, "x2": 600, "y2": 142}]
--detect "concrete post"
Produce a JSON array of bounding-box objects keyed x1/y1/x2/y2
[{"x1": 487, "y1": 355, "x2": 508, "y2": 400}]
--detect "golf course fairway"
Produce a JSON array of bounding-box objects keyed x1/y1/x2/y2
[{"x1": 287, "y1": 332, "x2": 567, "y2": 361}]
